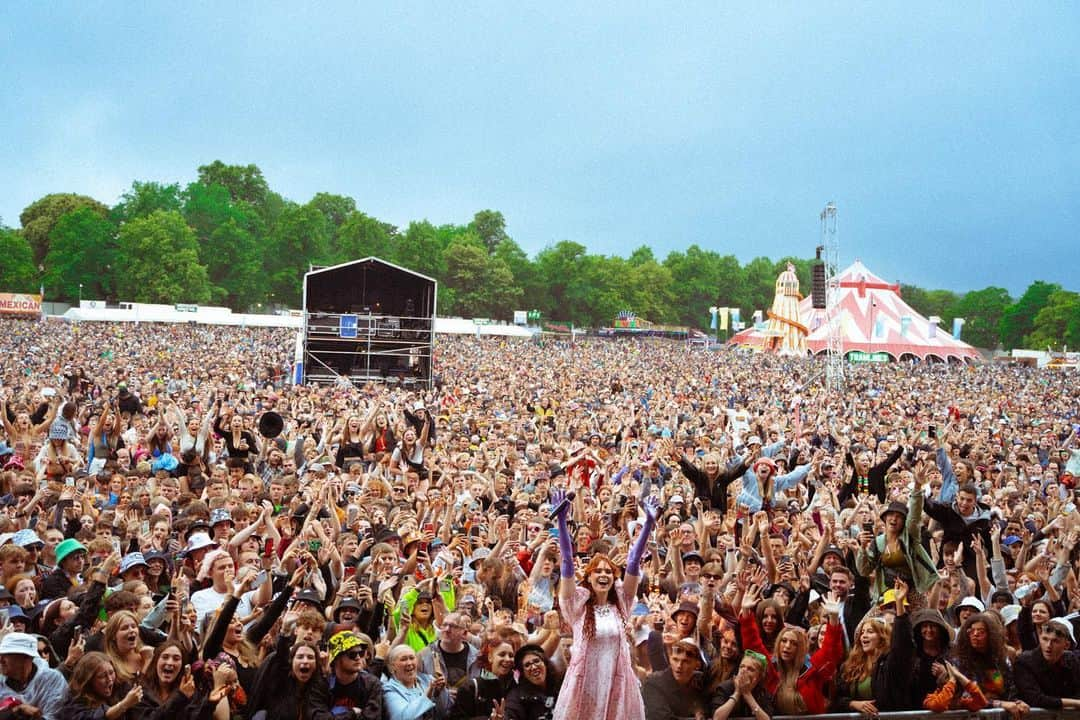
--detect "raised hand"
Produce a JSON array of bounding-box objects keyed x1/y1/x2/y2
[
  {"x1": 641, "y1": 495, "x2": 661, "y2": 524},
  {"x1": 549, "y1": 488, "x2": 571, "y2": 520}
]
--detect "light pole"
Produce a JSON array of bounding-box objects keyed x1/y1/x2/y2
[{"x1": 79, "y1": 283, "x2": 83, "y2": 304}]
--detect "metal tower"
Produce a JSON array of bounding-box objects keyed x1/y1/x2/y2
[{"x1": 820, "y1": 202, "x2": 844, "y2": 394}]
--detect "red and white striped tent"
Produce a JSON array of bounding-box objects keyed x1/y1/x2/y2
[{"x1": 729, "y1": 260, "x2": 980, "y2": 363}]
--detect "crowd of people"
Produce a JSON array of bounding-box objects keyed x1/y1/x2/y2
[{"x1": 0, "y1": 316, "x2": 1078, "y2": 720}]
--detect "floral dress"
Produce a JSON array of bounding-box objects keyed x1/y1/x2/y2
[{"x1": 553, "y1": 583, "x2": 644, "y2": 720}]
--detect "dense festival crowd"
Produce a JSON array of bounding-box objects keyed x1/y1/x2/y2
[{"x1": 0, "y1": 316, "x2": 1078, "y2": 720}]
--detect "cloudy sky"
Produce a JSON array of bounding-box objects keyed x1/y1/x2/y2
[{"x1": 2, "y1": 2, "x2": 1077, "y2": 295}]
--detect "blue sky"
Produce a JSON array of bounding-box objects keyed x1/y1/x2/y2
[{"x1": 2, "y1": 2, "x2": 1077, "y2": 295}]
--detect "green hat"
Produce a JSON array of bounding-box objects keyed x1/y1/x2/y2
[{"x1": 55, "y1": 539, "x2": 87, "y2": 565}]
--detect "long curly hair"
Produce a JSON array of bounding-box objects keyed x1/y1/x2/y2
[
  {"x1": 579, "y1": 553, "x2": 626, "y2": 640},
  {"x1": 840, "y1": 617, "x2": 891, "y2": 685},
  {"x1": 955, "y1": 612, "x2": 1008, "y2": 678}
]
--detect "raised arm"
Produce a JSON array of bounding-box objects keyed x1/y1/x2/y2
[
  {"x1": 552, "y1": 488, "x2": 577, "y2": 611},
  {"x1": 623, "y1": 495, "x2": 659, "y2": 601}
]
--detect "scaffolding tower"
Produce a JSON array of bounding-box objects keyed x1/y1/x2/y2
[{"x1": 820, "y1": 202, "x2": 844, "y2": 394}]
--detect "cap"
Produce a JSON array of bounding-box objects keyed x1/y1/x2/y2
[
  {"x1": 999, "y1": 604, "x2": 1021, "y2": 626},
  {"x1": 1047, "y1": 617, "x2": 1076, "y2": 643},
  {"x1": 48, "y1": 421, "x2": 70, "y2": 441},
  {"x1": 119, "y1": 552, "x2": 149, "y2": 575},
  {"x1": 333, "y1": 598, "x2": 362, "y2": 619},
  {"x1": 880, "y1": 501, "x2": 908, "y2": 520},
  {"x1": 327, "y1": 631, "x2": 365, "y2": 664},
  {"x1": 880, "y1": 588, "x2": 909, "y2": 607},
  {"x1": 514, "y1": 643, "x2": 547, "y2": 671},
  {"x1": 746, "y1": 435, "x2": 762, "y2": 446},
  {"x1": 956, "y1": 596, "x2": 985, "y2": 613},
  {"x1": 293, "y1": 589, "x2": 324, "y2": 610},
  {"x1": 672, "y1": 601, "x2": 699, "y2": 619},
  {"x1": 1003, "y1": 535, "x2": 1023, "y2": 546},
  {"x1": 822, "y1": 545, "x2": 845, "y2": 559},
  {"x1": 0, "y1": 632, "x2": 39, "y2": 658},
  {"x1": 181, "y1": 532, "x2": 219, "y2": 557},
  {"x1": 681, "y1": 551, "x2": 704, "y2": 565},
  {"x1": 413, "y1": 401, "x2": 426, "y2": 412},
  {"x1": 11, "y1": 529, "x2": 42, "y2": 548},
  {"x1": 672, "y1": 635, "x2": 707, "y2": 664},
  {"x1": 55, "y1": 539, "x2": 87, "y2": 565},
  {"x1": 669, "y1": 495, "x2": 684, "y2": 504},
  {"x1": 210, "y1": 508, "x2": 233, "y2": 526}
]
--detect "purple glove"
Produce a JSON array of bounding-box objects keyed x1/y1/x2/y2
[
  {"x1": 626, "y1": 496, "x2": 661, "y2": 577},
  {"x1": 551, "y1": 489, "x2": 575, "y2": 579}
]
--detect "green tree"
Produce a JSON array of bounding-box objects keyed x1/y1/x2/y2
[
  {"x1": 42, "y1": 208, "x2": 116, "y2": 302},
  {"x1": 396, "y1": 221, "x2": 445, "y2": 279},
  {"x1": 1025, "y1": 289, "x2": 1080, "y2": 350},
  {"x1": 444, "y1": 242, "x2": 522, "y2": 319},
  {"x1": 264, "y1": 203, "x2": 331, "y2": 306},
  {"x1": 0, "y1": 226, "x2": 37, "y2": 293},
  {"x1": 902, "y1": 285, "x2": 959, "y2": 329},
  {"x1": 206, "y1": 219, "x2": 261, "y2": 309},
  {"x1": 999, "y1": 281, "x2": 1061, "y2": 350},
  {"x1": 334, "y1": 211, "x2": 398, "y2": 264},
  {"x1": 533, "y1": 241, "x2": 588, "y2": 320},
  {"x1": 111, "y1": 181, "x2": 183, "y2": 224},
  {"x1": 950, "y1": 286, "x2": 1012, "y2": 349},
  {"x1": 742, "y1": 256, "x2": 778, "y2": 320},
  {"x1": 19, "y1": 193, "x2": 109, "y2": 265},
  {"x1": 468, "y1": 210, "x2": 509, "y2": 254},
  {"x1": 196, "y1": 161, "x2": 269, "y2": 206},
  {"x1": 114, "y1": 211, "x2": 211, "y2": 303},
  {"x1": 306, "y1": 193, "x2": 357, "y2": 256}
]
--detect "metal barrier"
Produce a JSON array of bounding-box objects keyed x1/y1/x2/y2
[{"x1": 676, "y1": 710, "x2": 1077, "y2": 720}]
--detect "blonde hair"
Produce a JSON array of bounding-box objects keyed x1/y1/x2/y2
[{"x1": 773, "y1": 626, "x2": 809, "y2": 715}]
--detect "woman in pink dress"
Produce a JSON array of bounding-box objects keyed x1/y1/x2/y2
[{"x1": 551, "y1": 490, "x2": 660, "y2": 720}]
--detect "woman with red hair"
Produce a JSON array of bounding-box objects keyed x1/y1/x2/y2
[{"x1": 550, "y1": 489, "x2": 660, "y2": 720}]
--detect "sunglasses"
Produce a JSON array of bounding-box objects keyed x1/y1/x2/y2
[{"x1": 342, "y1": 649, "x2": 366, "y2": 660}]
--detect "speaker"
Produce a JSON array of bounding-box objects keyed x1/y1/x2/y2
[{"x1": 811, "y1": 263, "x2": 826, "y2": 309}]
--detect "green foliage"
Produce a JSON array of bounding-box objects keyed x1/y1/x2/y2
[
  {"x1": 999, "y1": 281, "x2": 1060, "y2": 350},
  {"x1": 111, "y1": 181, "x2": 183, "y2": 224},
  {"x1": 9, "y1": 163, "x2": 1073, "y2": 349},
  {"x1": 19, "y1": 193, "x2": 109, "y2": 265},
  {"x1": 196, "y1": 161, "x2": 269, "y2": 206},
  {"x1": 43, "y1": 208, "x2": 116, "y2": 302},
  {"x1": 951, "y1": 287, "x2": 1011, "y2": 349},
  {"x1": 114, "y1": 211, "x2": 211, "y2": 304},
  {"x1": 1025, "y1": 289, "x2": 1080, "y2": 350},
  {"x1": 468, "y1": 210, "x2": 509, "y2": 254},
  {"x1": 0, "y1": 226, "x2": 38, "y2": 293},
  {"x1": 901, "y1": 285, "x2": 959, "y2": 329}
]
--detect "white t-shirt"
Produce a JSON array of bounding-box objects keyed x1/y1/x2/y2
[{"x1": 190, "y1": 586, "x2": 251, "y2": 633}]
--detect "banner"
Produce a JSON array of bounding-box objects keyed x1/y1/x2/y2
[
  {"x1": 928, "y1": 315, "x2": 940, "y2": 339},
  {"x1": 874, "y1": 318, "x2": 885, "y2": 338},
  {"x1": 0, "y1": 293, "x2": 42, "y2": 316},
  {"x1": 730, "y1": 308, "x2": 740, "y2": 326},
  {"x1": 718, "y1": 307, "x2": 728, "y2": 331},
  {"x1": 952, "y1": 317, "x2": 966, "y2": 339},
  {"x1": 900, "y1": 315, "x2": 912, "y2": 337}
]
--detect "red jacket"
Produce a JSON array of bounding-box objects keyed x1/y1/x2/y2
[{"x1": 739, "y1": 610, "x2": 844, "y2": 715}]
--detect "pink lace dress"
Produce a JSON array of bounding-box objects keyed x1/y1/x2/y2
[{"x1": 553, "y1": 583, "x2": 645, "y2": 720}]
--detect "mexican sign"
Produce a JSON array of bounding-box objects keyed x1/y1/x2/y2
[{"x1": 0, "y1": 293, "x2": 42, "y2": 316}]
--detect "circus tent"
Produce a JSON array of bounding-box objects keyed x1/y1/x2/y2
[{"x1": 729, "y1": 260, "x2": 980, "y2": 363}]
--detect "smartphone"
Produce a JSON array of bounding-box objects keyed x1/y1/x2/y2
[
  {"x1": 928, "y1": 425, "x2": 937, "y2": 439},
  {"x1": 780, "y1": 555, "x2": 791, "y2": 565},
  {"x1": 422, "y1": 522, "x2": 435, "y2": 535},
  {"x1": 250, "y1": 570, "x2": 268, "y2": 590},
  {"x1": 110, "y1": 536, "x2": 122, "y2": 555},
  {"x1": 64, "y1": 477, "x2": 75, "y2": 487},
  {"x1": 862, "y1": 521, "x2": 874, "y2": 533},
  {"x1": 140, "y1": 520, "x2": 150, "y2": 535},
  {"x1": 264, "y1": 539, "x2": 275, "y2": 558},
  {"x1": 343, "y1": 565, "x2": 357, "y2": 579},
  {"x1": 1024, "y1": 519, "x2": 1037, "y2": 533},
  {"x1": 308, "y1": 540, "x2": 322, "y2": 553},
  {"x1": 548, "y1": 527, "x2": 559, "y2": 538}
]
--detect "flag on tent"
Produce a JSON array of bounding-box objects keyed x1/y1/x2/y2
[
  {"x1": 900, "y1": 316, "x2": 911, "y2": 337},
  {"x1": 952, "y1": 317, "x2": 965, "y2": 339},
  {"x1": 874, "y1": 318, "x2": 885, "y2": 338},
  {"x1": 719, "y1": 309, "x2": 728, "y2": 331}
]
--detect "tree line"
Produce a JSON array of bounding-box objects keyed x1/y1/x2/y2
[{"x1": 0, "y1": 161, "x2": 1075, "y2": 350}]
